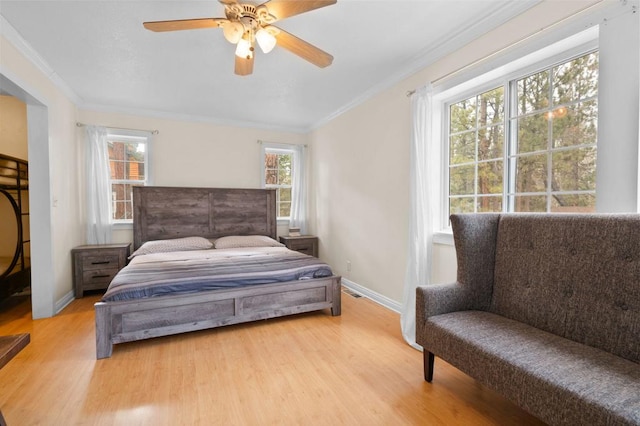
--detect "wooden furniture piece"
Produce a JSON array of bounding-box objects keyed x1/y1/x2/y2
[
  {"x1": 0, "y1": 154, "x2": 30, "y2": 303},
  {"x1": 72, "y1": 244, "x2": 130, "y2": 298},
  {"x1": 95, "y1": 187, "x2": 341, "y2": 359},
  {"x1": 0, "y1": 333, "x2": 30, "y2": 425},
  {"x1": 279, "y1": 235, "x2": 318, "y2": 257}
]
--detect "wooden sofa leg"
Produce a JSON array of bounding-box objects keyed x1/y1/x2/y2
[{"x1": 424, "y1": 351, "x2": 435, "y2": 382}]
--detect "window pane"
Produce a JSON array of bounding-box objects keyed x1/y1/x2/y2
[
  {"x1": 551, "y1": 147, "x2": 596, "y2": 192},
  {"x1": 551, "y1": 193, "x2": 595, "y2": 212},
  {"x1": 478, "y1": 87, "x2": 504, "y2": 127},
  {"x1": 110, "y1": 160, "x2": 125, "y2": 180},
  {"x1": 279, "y1": 187, "x2": 292, "y2": 202},
  {"x1": 517, "y1": 113, "x2": 548, "y2": 153},
  {"x1": 450, "y1": 197, "x2": 474, "y2": 214},
  {"x1": 449, "y1": 164, "x2": 475, "y2": 195},
  {"x1": 446, "y1": 50, "x2": 598, "y2": 217},
  {"x1": 477, "y1": 196, "x2": 502, "y2": 212},
  {"x1": 278, "y1": 167, "x2": 292, "y2": 185},
  {"x1": 552, "y1": 100, "x2": 597, "y2": 148},
  {"x1": 450, "y1": 132, "x2": 475, "y2": 164},
  {"x1": 279, "y1": 202, "x2": 291, "y2": 217},
  {"x1": 552, "y1": 52, "x2": 598, "y2": 104},
  {"x1": 517, "y1": 70, "x2": 550, "y2": 114},
  {"x1": 111, "y1": 183, "x2": 125, "y2": 220},
  {"x1": 265, "y1": 169, "x2": 278, "y2": 185},
  {"x1": 478, "y1": 160, "x2": 503, "y2": 195},
  {"x1": 450, "y1": 97, "x2": 477, "y2": 133},
  {"x1": 108, "y1": 141, "x2": 125, "y2": 161},
  {"x1": 514, "y1": 195, "x2": 547, "y2": 212},
  {"x1": 111, "y1": 183, "x2": 140, "y2": 220},
  {"x1": 515, "y1": 153, "x2": 547, "y2": 193},
  {"x1": 125, "y1": 162, "x2": 145, "y2": 181},
  {"x1": 478, "y1": 125, "x2": 503, "y2": 161}
]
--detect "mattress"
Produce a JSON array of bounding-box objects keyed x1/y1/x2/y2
[{"x1": 101, "y1": 247, "x2": 333, "y2": 302}]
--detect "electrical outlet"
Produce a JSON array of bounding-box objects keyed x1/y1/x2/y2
[{"x1": 346, "y1": 260, "x2": 351, "y2": 272}]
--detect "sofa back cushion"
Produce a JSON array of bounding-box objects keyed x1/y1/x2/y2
[{"x1": 490, "y1": 214, "x2": 640, "y2": 364}]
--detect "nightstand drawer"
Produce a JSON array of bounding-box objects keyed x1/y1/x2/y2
[
  {"x1": 288, "y1": 243, "x2": 314, "y2": 255},
  {"x1": 82, "y1": 268, "x2": 119, "y2": 289},
  {"x1": 279, "y1": 236, "x2": 319, "y2": 257},
  {"x1": 82, "y1": 254, "x2": 120, "y2": 270}
]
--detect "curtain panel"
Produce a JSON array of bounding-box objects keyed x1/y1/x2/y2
[
  {"x1": 289, "y1": 144, "x2": 308, "y2": 234},
  {"x1": 85, "y1": 125, "x2": 113, "y2": 244},
  {"x1": 401, "y1": 84, "x2": 435, "y2": 349}
]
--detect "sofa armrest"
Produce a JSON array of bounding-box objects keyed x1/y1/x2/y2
[{"x1": 416, "y1": 282, "x2": 475, "y2": 320}]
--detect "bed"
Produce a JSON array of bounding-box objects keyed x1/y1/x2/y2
[
  {"x1": 95, "y1": 186, "x2": 341, "y2": 359},
  {"x1": 0, "y1": 154, "x2": 30, "y2": 302}
]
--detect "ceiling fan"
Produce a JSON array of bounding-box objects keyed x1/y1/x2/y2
[{"x1": 143, "y1": 0, "x2": 336, "y2": 76}]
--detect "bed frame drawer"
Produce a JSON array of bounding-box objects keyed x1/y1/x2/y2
[{"x1": 72, "y1": 244, "x2": 131, "y2": 297}]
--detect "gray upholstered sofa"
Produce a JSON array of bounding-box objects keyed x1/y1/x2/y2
[{"x1": 416, "y1": 213, "x2": 640, "y2": 426}]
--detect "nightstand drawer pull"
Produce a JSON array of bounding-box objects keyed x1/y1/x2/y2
[
  {"x1": 92, "y1": 274, "x2": 111, "y2": 278},
  {"x1": 91, "y1": 261, "x2": 111, "y2": 265}
]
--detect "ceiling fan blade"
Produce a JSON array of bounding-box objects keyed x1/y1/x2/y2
[
  {"x1": 143, "y1": 18, "x2": 227, "y2": 32},
  {"x1": 259, "y1": 0, "x2": 336, "y2": 22},
  {"x1": 235, "y1": 55, "x2": 254, "y2": 76},
  {"x1": 273, "y1": 27, "x2": 333, "y2": 68}
]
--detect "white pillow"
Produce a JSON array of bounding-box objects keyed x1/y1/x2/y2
[
  {"x1": 130, "y1": 236, "x2": 213, "y2": 258},
  {"x1": 213, "y1": 235, "x2": 284, "y2": 249}
]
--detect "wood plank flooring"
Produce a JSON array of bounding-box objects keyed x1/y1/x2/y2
[{"x1": 0, "y1": 291, "x2": 544, "y2": 425}]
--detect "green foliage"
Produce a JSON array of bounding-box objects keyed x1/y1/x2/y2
[
  {"x1": 448, "y1": 51, "x2": 598, "y2": 214},
  {"x1": 264, "y1": 152, "x2": 293, "y2": 217}
]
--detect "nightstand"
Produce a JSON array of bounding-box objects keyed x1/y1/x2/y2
[
  {"x1": 72, "y1": 243, "x2": 131, "y2": 297},
  {"x1": 279, "y1": 235, "x2": 318, "y2": 257}
]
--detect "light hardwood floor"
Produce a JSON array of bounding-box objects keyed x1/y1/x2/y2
[{"x1": 0, "y1": 291, "x2": 544, "y2": 425}]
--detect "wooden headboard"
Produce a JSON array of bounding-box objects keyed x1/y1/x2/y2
[{"x1": 132, "y1": 186, "x2": 277, "y2": 250}]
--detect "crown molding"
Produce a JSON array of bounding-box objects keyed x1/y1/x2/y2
[
  {"x1": 310, "y1": 0, "x2": 543, "y2": 131},
  {"x1": 79, "y1": 102, "x2": 309, "y2": 135},
  {"x1": 0, "y1": 14, "x2": 83, "y2": 105}
]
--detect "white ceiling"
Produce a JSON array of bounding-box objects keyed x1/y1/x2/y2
[{"x1": 0, "y1": 0, "x2": 539, "y2": 132}]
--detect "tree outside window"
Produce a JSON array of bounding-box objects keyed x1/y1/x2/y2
[
  {"x1": 264, "y1": 150, "x2": 293, "y2": 218},
  {"x1": 448, "y1": 51, "x2": 598, "y2": 215}
]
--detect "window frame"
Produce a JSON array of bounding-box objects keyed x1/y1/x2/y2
[
  {"x1": 259, "y1": 142, "x2": 296, "y2": 222},
  {"x1": 106, "y1": 129, "x2": 152, "y2": 226},
  {"x1": 435, "y1": 30, "x2": 599, "y2": 239}
]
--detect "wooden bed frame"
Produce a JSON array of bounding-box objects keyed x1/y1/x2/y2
[{"x1": 95, "y1": 187, "x2": 341, "y2": 359}]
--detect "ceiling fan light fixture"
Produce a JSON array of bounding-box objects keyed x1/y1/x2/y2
[
  {"x1": 222, "y1": 21, "x2": 244, "y2": 44},
  {"x1": 235, "y1": 37, "x2": 254, "y2": 59},
  {"x1": 256, "y1": 28, "x2": 276, "y2": 54}
]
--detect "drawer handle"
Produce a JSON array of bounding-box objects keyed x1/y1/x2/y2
[
  {"x1": 92, "y1": 274, "x2": 111, "y2": 278},
  {"x1": 91, "y1": 261, "x2": 111, "y2": 265}
]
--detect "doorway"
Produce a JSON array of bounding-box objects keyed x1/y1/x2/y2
[{"x1": 1, "y1": 72, "x2": 55, "y2": 318}]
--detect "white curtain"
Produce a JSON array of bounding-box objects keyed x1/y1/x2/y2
[
  {"x1": 289, "y1": 144, "x2": 308, "y2": 234},
  {"x1": 85, "y1": 126, "x2": 113, "y2": 244},
  {"x1": 401, "y1": 84, "x2": 435, "y2": 350}
]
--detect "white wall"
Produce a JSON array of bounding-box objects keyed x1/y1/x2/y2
[
  {"x1": 1, "y1": 33, "x2": 81, "y2": 316},
  {"x1": 77, "y1": 110, "x2": 308, "y2": 244},
  {"x1": 310, "y1": 0, "x2": 639, "y2": 304}
]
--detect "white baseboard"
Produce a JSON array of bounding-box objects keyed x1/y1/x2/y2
[
  {"x1": 341, "y1": 278, "x2": 402, "y2": 313},
  {"x1": 55, "y1": 290, "x2": 75, "y2": 314}
]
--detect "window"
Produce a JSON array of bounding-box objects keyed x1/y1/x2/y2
[
  {"x1": 107, "y1": 133, "x2": 150, "y2": 222},
  {"x1": 447, "y1": 51, "x2": 598, "y2": 215},
  {"x1": 263, "y1": 148, "x2": 293, "y2": 218}
]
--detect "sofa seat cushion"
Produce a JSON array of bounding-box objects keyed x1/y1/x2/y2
[{"x1": 424, "y1": 310, "x2": 640, "y2": 426}]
